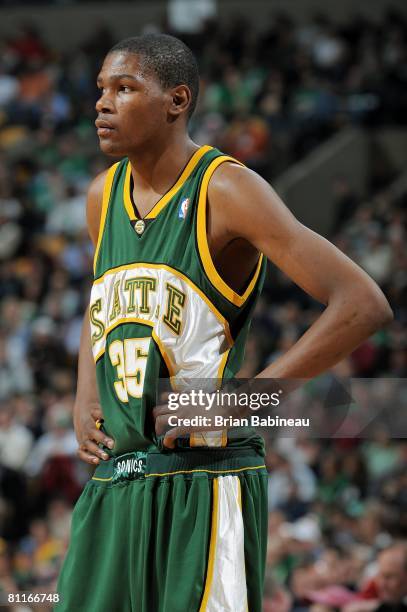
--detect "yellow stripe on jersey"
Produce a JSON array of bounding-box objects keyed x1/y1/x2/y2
[
  {"x1": 196, "y1": 155, "x2": 264, "y2": 306},
  {"x1": 123, "y1": 145, "x2": 213, "y2": 221},
  {"x1": 93, "y1": 162, "x2": 120, "y2": 273}
]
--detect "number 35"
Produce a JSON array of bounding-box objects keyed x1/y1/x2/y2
[{"x1": 108, "y1": 338, "x2": 151, "y2": 402}]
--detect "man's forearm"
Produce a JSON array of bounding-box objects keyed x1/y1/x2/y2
[
  {"x1": 73, "y1": 306, "x2": 114, "y2": 463},
  {"x1": 74, "y1": 306, "x2": 99, "y2": 425},
  {"x1": 257, "y1": 292, "x2": 392, "y2": 380}
]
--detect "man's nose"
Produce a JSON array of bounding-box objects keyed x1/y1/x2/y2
[{"x1": 95, "y1": 92, "x2": 114, "y2": 114}]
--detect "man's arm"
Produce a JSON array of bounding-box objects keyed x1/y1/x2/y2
[
  {"x1": 74, "y1": 169, "x2": 114, "y2": 465},
  {"x1": 208, "y1": 163, "x2": 393, "y2": 379},
  {"x1": 154, "y1": 163, "x2": 393, "y2": 447}
]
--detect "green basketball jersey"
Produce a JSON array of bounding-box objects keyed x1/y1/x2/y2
[{"x1": 89, "y1": 145, "x2": 266, "y2": 454}]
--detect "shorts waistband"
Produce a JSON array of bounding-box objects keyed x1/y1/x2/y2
[{"x1": 91, "y1": 448, "x2": 266, "y2": 484}]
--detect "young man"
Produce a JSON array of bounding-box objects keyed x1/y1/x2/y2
[{"x1": 56, "y1": 34, "x2": 392, "y2": 611}]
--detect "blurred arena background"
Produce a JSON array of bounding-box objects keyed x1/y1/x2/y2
[{"x1": 0, "y1": 0, "x2": 406, "y2": 610}]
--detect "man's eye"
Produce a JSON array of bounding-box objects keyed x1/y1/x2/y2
[{"x1": 119, "y1": 86, "x2": 132, "y2": 93}]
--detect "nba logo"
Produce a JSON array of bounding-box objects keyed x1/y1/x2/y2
[{"x1": 178, "y1": 198, "x2": 190, "y2": 219}]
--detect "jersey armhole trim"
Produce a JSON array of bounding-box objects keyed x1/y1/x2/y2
[
  {"x1": 197, "y1": 155, "x2": 264, "y2": 307},
  {"x1": 93, "y1": 162, "x2": 120, "y2": 274}
]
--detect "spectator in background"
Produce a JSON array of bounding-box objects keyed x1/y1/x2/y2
[
  {"x1": 263, "y1": 571, "x2": 292, "y2": 612},
  {"x1": 0, "y1": 403, "x2": 33, "y2": 471},
  {"x1": 27, "y1": 317, "x2": 70, "y2": 391},
  {"x1": 24, "y1": 401, "x2": 77, "y2": 479},
  {"x1": 267, "y1": 448, "x2": 316, "y2": 514},
  {"x1": 343, "y1": 544, "x2": 407, "y2": 612},
  {"x1": 363, "y1": 428, "x2": 402, "y2": 482},
  {"x1": 18, "y1": 517, "x2": 64, "y2": 588},
  {"x1": 5, "y1": 23, "x2": 49, "y2": 67},
  {"x1": 0, "y1": 61, "x2": 19, "y2": 107},
  {"x1": 0, "y1": 538, "x2": 18, "y2": 596},
  {"x1": 0, "y1": 297, "x2": 33, "y2": 397}
]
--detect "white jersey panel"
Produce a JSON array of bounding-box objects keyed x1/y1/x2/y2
[{"x1": 89, "y1": 264, "x2": 231, "y2": 387}]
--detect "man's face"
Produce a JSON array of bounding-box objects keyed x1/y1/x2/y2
[
  {"x1": 377, "y1": 549, "x2": 407, "y2": 603},
  {"x1": 95, "y1": 51, "x2": 168, "y2": 156}
]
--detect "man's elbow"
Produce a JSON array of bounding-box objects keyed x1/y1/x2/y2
[
  {"x1": 359, "y1": 286, "x2": 394, "y2": 331},
  {"x1": 372, "y1": 303, "x2": 394, "y2": 332}
]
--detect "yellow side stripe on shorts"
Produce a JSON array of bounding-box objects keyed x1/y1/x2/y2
[
  {"x1": 237, "y1": 479, "x2": 250, "y2": 612},
  {"x1": 92, "y1": 476, "x2": 113, "y2": 481},
  {"x1": 199, "y1": 477, "x2": 219, "y2": 611},
  {"x1": 145, "y1": 465, "x2": 266, "y2": 478}
]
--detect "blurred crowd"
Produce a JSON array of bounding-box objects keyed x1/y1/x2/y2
[
  {"x1": 0, "y1": 8, "x2": 406, "y2": 612},
  {"x1": 262, "y1": 438, "x2": 407, "y2": 611},
  {"x1": 0, "y1": 8, "x2": 406, "y2": 176}
]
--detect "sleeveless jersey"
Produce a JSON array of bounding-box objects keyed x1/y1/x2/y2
[{"x1": 89, "y1": 145, "x2": 266, "y2": 454}]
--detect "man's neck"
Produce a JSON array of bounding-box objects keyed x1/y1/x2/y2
[{"x1": 127, "y1": 135, "x2": 199, "y2": 198}]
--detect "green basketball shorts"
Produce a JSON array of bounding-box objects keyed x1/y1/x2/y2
[{"x1": 55, "y1": 448, "x2": 268, "y2": 612}]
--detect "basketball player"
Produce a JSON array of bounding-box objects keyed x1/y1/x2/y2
[{"x1": 56, "y1": 34, "x2": 392, "y2": 611}]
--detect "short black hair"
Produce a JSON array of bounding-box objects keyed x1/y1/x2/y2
[{"x1": 109, "y1": 34, "x2": 199, "y2": 118}]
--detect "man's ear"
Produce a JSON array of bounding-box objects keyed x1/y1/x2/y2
[{"x1": 167, "y1": 84, "x2": 191, "y2": 121}]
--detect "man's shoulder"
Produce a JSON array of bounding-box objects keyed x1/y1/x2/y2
[
  {"x1": 88, "y1": 161, "x2": 122, "y2": 200},
  {"x1": 88, "y1": 168, "x2": 107, "y2": 202},
  {"x1": 208, "y1": 158, "x2": 267, "y2": 197},
  {"x1": 86, "y1": 168, "x2": 111, "y2": 245},
  {"x1": 207, "y1": 158, "x2": 271, "y2": 221}
]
